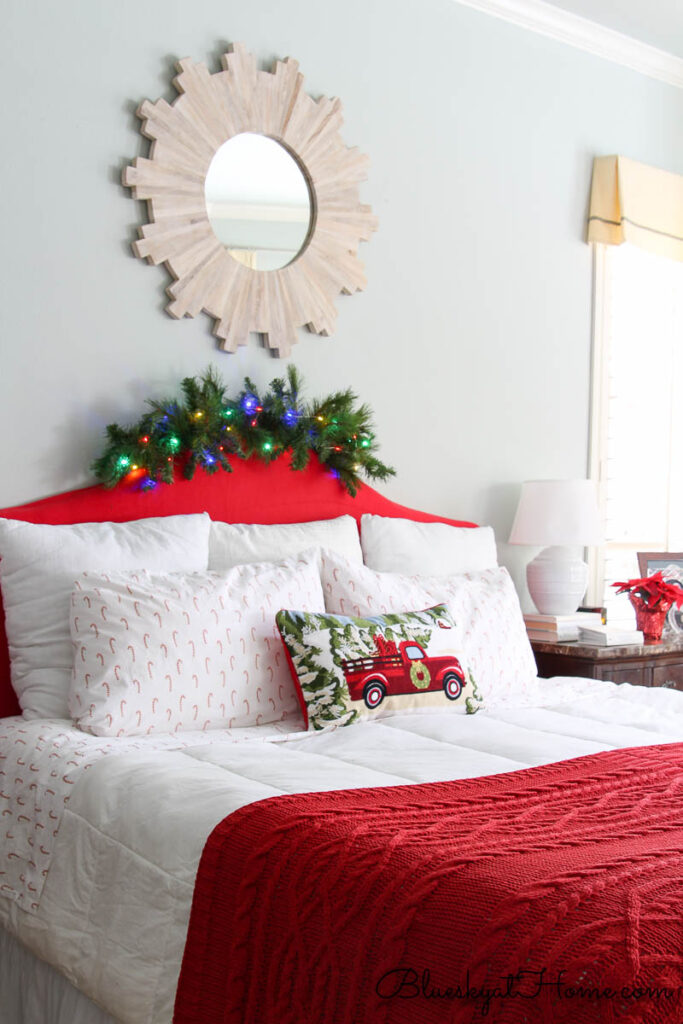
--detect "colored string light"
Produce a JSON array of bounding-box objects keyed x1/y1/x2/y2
[
  {"x1": 93, "y1": 368, "x2": 395, "y2": 497},
  {"x1": 282, "y1": 408, "x2": 301, "y2": 427}
]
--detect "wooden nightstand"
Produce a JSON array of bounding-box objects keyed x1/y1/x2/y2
[{"x1": 530, "y1": 636, "x2": 683, "y2": 691}]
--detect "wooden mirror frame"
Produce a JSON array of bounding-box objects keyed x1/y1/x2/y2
[{"x1": 123, "y1": 43, "x2": 378, "y2": 356}]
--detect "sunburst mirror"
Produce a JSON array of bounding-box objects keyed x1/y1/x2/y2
[{"x1": 123, "y1": 43, "x2": 378, "y2": 356}]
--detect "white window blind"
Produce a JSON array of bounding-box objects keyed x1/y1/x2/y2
[{"x1": 590, "y1": 243, "x2": 683, "y2": 623}]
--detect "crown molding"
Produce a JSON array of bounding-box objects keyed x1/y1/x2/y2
[{"x1": 454, "y1": 0, "x2": 683, "y2": 88}]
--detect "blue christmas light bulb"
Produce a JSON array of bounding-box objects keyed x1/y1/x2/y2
[
  {"x1": 241, "y1": 393, "x2": 258, "y2": 415},
  {"x1": 282, "y1": 407, "x2": 300, "y2": 428}
]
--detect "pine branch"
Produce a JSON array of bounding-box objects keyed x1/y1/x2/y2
[{"x1": 91, "y1": 366, "x2": 395, "y2": 496}]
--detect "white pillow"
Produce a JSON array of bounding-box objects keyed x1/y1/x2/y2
[
  {"x1": 69, "y1": 553, "x2": 325, "y2": 737},
  {"x1": 360, "y1": 514, "x2": 497, "y2": 575},
  {"x1": 320, "y1": 550, "x2": 537, "y2": 704},
  {"x1": 0, "y1": 514, "x2": 211, "y2": 720},
  {"x1": 209, "y1": 515, "x2": 362, "y2": 570}
]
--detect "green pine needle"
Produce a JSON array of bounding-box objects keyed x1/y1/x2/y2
[{"x1": 91, "y1": 366, "x2": 395, "y2": 496}]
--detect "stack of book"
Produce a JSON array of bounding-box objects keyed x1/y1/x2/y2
[
  {"x1": 524, "y1": 610, "x2": 604, "y2": 643},
  {"x1": 577, "y1": 625, "x2": 643, "y2": 646}
]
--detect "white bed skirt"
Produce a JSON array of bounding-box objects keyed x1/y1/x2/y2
[{"x1": 0, "y1": 924, "x2": 115, "y2": 1024}]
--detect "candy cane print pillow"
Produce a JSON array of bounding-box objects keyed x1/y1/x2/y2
[
  {"x1": 68, "y1": 554, "x2": 325, "y2": 736},
  {"x1": 319, "y1": 550, "x2": 538, "y2": 705}
]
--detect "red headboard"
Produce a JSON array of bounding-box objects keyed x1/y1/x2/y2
[{"x1": 0, "y1": 457, "x2": 475, "y2": 718}]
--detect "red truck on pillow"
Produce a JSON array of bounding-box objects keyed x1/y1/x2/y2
[{"x1": 341, "y1": 636, "x2": 466, "y2": 709}]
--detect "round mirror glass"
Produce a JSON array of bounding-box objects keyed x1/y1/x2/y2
[{"x1": 204, "y1": 133, "x2": 313, "y2": 271}]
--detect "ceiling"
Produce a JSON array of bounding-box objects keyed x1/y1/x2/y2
[{"x1": 547, "y1": 0, "x2": 683, "y2": 59}]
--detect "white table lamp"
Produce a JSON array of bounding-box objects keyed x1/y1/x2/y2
[{"x1": 509, "y1": 480, "x2": 603, "y2": 615}]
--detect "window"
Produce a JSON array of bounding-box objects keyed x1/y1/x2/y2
[{"x1": 589, "y1": 243, "x2": 683, "y2": 621}]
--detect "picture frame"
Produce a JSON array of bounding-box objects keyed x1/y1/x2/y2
[{"x1": 637, "y1": 552, "x2": 683, "y2": 635}]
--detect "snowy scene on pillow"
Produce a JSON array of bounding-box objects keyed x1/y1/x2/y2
[{"x1": 276, "y1": 604, "x2": 482, "y2": 731}]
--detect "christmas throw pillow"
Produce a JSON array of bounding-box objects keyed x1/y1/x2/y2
[{"x1": 275, "y1": 604, "x2": 482, "y2": 731}]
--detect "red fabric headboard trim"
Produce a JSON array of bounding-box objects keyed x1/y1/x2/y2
[{"x1": 0, "y1": 457, "x2": 476, "y2": 718}]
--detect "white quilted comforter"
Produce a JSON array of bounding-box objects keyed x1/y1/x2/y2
[{"x1": 1, "y1": 676, "x2": 682, "y2": 1024}]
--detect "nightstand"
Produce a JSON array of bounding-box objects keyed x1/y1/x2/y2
[{"x1": 530, "y1": 636, "x2": 683, "y2": 691}]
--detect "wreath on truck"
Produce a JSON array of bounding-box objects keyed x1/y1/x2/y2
[{"x1": 409, "y1": 660, "x2": 431, "y2": 689}]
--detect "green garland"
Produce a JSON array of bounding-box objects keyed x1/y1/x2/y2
[{"x1": 91, "y1": 366, "x2": 395, "y2": 497}]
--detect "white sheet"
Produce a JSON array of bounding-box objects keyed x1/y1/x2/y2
[
  {"x1": 0, "y1": 717, "x2": 295, "y2": 910},
  {"x1": 1, "y1": 676, "x2": 682, "y2": 1024},
  {"x1": 0, "y1": 924, "x2": 114, "y2": 1024}
]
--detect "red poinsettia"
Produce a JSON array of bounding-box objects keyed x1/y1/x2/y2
[{"x1": 612, "y1": 571, "x2": 683, "y2": 610}]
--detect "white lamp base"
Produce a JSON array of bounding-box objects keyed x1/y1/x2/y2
[{"x1": 526, "y1": 545, "x2": 588, "y2": 615}]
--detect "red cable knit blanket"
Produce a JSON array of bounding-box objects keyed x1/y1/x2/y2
[{"x1": 174, "y1": 743, "x2": 683, "y2": 1024}]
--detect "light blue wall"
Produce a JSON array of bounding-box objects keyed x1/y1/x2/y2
[{"x1": 1, "y1": 0, "x2": 682, "y2": 563}]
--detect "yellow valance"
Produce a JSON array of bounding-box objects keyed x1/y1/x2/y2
[{"x1": 587, "y1": 155, "x2": 683, "y2": 262}]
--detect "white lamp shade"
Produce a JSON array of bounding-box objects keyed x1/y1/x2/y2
[{"x1": 508, "y1": 480, "x2": 603, "y2": 547}]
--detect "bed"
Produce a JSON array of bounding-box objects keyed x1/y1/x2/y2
[{"x1": 0, "y1": 458, "x2": 681, "y2": 1024}]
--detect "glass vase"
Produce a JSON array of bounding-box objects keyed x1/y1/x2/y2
[{"x1": 629, "y1": 593, "x2": 671, "y2": 644}]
